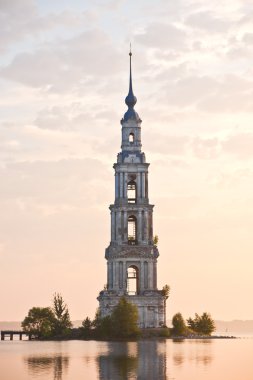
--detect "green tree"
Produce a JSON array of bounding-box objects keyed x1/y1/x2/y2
[
  {"x1": 91, "y1": 298, "x2": 140, "y2": 339},
  {"x1": 111, "y1": 297, "x2": 140, "y2": 339},
  {"x1": 161, "y1": 284, "x2": 170, "y2": 299},
  {"x1": 172, "y1": 313, "x2": 187, "y2": 336},
  {"x1": 161, "y1": 284, "x2": 170, "y2": 327},
  {"x1": 187, "y1": 313, "x2": 215, "y2": 335},
  {"x1": 187, "y1": 316, "x2": 196, "y2": 331},
  {"x1": 52, "y1": 293, "x2": 72, "y2": 336},
  {"x1": 92, "y1": 309, "x2": 112, "y2": 338},
  {"x1": 82, "y1": 317, "x2": 92, "y2": 331},
  {"x1": 153, "y1": 235, "x2": 159, "y2": 246},
  {"x1": 81, "y1": 317, "x2": 92, "y2": 338},
  {"x1": 21, "y1": 307, "x2": 55, "y2": 338},
  {"x1": 92, "y1": 308, "x2": 102, "y2": 329}
]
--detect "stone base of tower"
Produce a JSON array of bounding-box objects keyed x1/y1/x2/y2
[{"x1": 98, "y1": 291, "x2": 166, "y2": 328}]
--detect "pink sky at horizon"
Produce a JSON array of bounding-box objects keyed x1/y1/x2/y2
[{"x1": 0, "y1": 0, "x2": 253, "y2": 322}]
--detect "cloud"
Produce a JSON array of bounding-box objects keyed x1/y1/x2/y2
[
  {"x1": 34, "y1": 106, "x2": 73, "y2": 130},
  {"x1": 191, "y1": 137, "x2": 220, "y2": 159},
  {"x1": 145, "y1": 130, "x2": 220, "y2": 159},
  {"x1": 96, "y1": 0, "x2": 125, "y2": 11},
  {"x1": 0, "y1": 241, "x2": 5, "y2": 255},
  {"x1": 145, "y1": 131, "x2": 253, "y2": 162},
  {"x1": 157, "y1": 73, "x2": 253, "y2": 112},
  {"x1": 185, "y1": 11, "x2": 232, "y2": 33},
  {"x1": 0, "y1": 0, "x2": 36, "y2": 51},
  {"x1": 198, "y1": 75, "x2": 253, "y2": 113},
  {"x1": 226, "y1": 32, "x2": 253, "y2": 60},
  {"x1": 0, "y1": 0, "x2": 97, "y2": 53},
  {"x1": 152, "y1": 158, "x2": 189, "y2": 169},
  {"x1": 0, "y1": 139, "x2": 21, "y2": 150},
  {"x1": 206, "y1": 167, "x2": 253, "y2": 193},
  {"x1": 135, "y1": 22, "x2": 186, "y2": 50},
  {"x1": 1, "y1": 29, "x2": 123, "y2": 92},
  {"x1": 242, "y1": 33, "x2": 253, "y2": 44},
  {"x1": 222, "y1": 133, "x2": 253, "y2": 159},
  {"x1": 145, "y1": 132, "x2": 190, "y2": 155},
  {"x1": 33, "y1": 104, "x2": 120, "y2": 142},
  {"x1": 0, "y1": 158, "x2": 110, "y2": 204},
  {"x1": 155, "y1": 195, "x2": 200, "y2": 219},
  {"x1": 162, "y1": 75, "x2": 218, "y2": 107}
]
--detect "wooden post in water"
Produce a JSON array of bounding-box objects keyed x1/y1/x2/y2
[
  {"x1": 10, "y1": 333, "x2": 13, "y2": 341},
  {"x1": 19, "y1": 333, "x2": 22, "y2": 340},
  {"x1": 1, "y1": 332, "x2": 4, "y2": 341}
]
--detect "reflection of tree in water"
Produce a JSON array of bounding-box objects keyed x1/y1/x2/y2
[
  {"x1": 173, "y1": 353, "x2": 184, "y2": 366},
  {"x1": 196, "y1": 354, "x2": 212, "y2": 365},
  {"x1": 171, "y1": 340, "x2": 185, "y2": 367},
  {"x1": 24, "y1": 355, "x2": 69, "y2": 380},
  {"x1": 172, "y1": 339, "x2": 213, "y2": 367},
  {"x1": 97, "y1": 341, "x2": 167, "y2": 380},
  {"x1": 99, "y1": 354, "x2": 138, "y2": 379},
  {"x1": 189, "y1": 339, "x2": 213, "y2": 367}
]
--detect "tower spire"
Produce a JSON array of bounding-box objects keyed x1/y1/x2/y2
[{"x1": 123, "y1": 46, "x2": 141, "y2": 122}]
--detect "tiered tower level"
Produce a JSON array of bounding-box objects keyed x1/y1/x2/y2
[{"x1": 98, "y1": 51, "x2": 165, "y2": 328}]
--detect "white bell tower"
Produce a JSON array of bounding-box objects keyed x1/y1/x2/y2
[{"x1": 98, "y1": 50, "x2": 166, "y2": 328}]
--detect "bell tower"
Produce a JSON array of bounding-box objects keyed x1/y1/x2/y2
[{"x1": 98, "y1": 50, "x2": 166, "y2": 328}]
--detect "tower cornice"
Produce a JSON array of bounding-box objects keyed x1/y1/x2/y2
[{"x1": 113, "y1": 162, "x2": 150, "y2": 170}]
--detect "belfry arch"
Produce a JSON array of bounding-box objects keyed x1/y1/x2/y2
[
  {"x1": 129, "y1": 133, "x2": 134, "y2": 143},
  {"x1": 127, "y1": 180, "x2": 137, "y2": 203},
  {"x1": 128, "y1": 215, "x2": 137, "y2": 244},
  {"x1": 127, "y1": 265, "x2": 139, "y2": 295}
]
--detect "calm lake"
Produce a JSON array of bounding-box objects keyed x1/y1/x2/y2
[{"x1": 0, "y1": 338, "x2": 253, "y2": 380}]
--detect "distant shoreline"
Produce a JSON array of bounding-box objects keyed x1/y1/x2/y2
[
  {"x1": 0, "y1": 333, "x2": 238, "y2": 342},
  {"x1": 169, "y1": 335, "x2": 237, "y2": 339},
  {"x1": 1, "y1": 320, "x2": 253, "y2": 334}
]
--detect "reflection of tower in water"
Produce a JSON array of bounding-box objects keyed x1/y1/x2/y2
[
  {"x1": 98, "y1": 341, "x2": 167, "y2": 380},
  {"x1": 24, "y1": 354, "x2": 69, "y2": 380},
  {"x1": 138, "y1": 341, "x2": 167, "y2": 379}
]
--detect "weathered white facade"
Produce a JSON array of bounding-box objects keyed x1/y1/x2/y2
[{"x1": 97, "y1": 52, "x2": 166, "y2": 328}]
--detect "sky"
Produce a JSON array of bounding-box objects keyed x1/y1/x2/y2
[{"x1": 0, "y1": 0, "x2": 253, "y2": 322}]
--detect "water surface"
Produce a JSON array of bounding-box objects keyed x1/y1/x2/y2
[{"x1": 0, "y1": 338, "x2": 252, "y2": 379}]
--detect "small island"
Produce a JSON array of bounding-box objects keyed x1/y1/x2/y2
[{"x1": 16, "y1": 293, "x2": 235, "y2": 341}]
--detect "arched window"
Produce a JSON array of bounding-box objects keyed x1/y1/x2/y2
[
  {"x1": 129, "y1": 133, "x2": 134, "y2": 143},
  {"x1": 127, "y1": 181, "x2": 136, "y2": 203},
  {"x1": 127, "y1": 265, "x2": 139, "y2": 295},
  {"x1": 128, "y1": 215, "x2": 137, "y2": 245}
]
